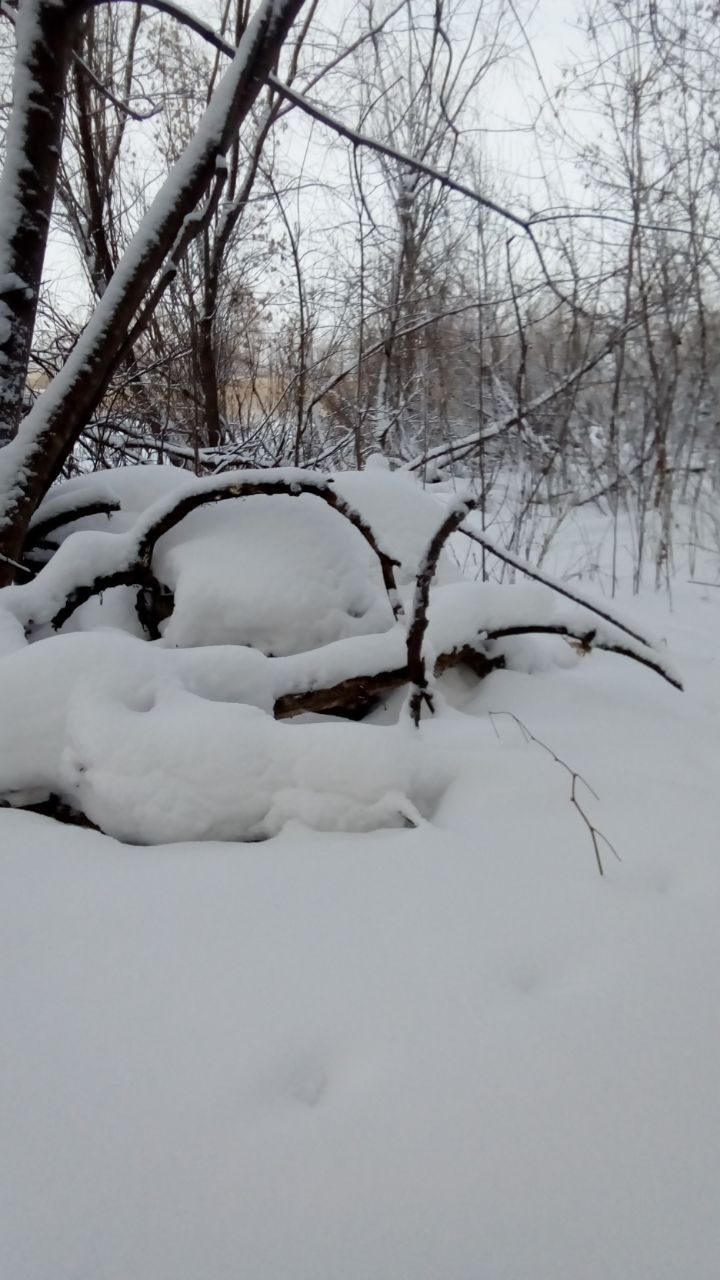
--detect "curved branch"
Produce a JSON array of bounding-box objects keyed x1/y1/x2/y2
[
  {"x1": 405, "y1": 499, "x2": 680, "y2": 724},
  {"x1": 457, "y1": 522, "x2": 654, "y2": 648},
  {"x1": 483, "y1": 624, "x2": 683, "y2": 691},
  {"x1": 45, "y1": 473, "x2": 403, "y2": 635},
  {"x1": 50, "y1": 563, "x2": 169, "y2": 635},
  {"x1": 24, "y1": 500, "x2": 121, "y2": 554},
  {"x1": 134, "y1": 477, "x2": 403, "y2": 617},
  {"x1": 406, "y1": 502, "x2": 471, "y2": 723}
]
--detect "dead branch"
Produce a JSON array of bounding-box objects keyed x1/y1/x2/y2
[
  {"x1": 405, "y1": 498, "x2": 680, "y2": 726},
  {"x1": 133, "y1": 478, "x2": 403, "y2": 614},
  {"x1": 483, "y1": 624, "x2": 683, "y2": 691},
  {"x1": 50, "y1": 564, "x2": 170, "y2": 637},
  {"x1": 1, "y1": 793, "x2": 101, "y2": 830},
  {"x1": 488, "y1": 710, "x2": 620, "y2": 876},
  {"x1": 458, "y1": 522, "x2": 665, "y2": 651},
  {"x1": 407, "y1": 501, "x2": 473, "y2": 724},
  {"x1": 44, "y1": 474, "x2": 402, "y2": 635},
  {"x1": 24, "y1": 500, "x2": 122, "y2": 555},
  {"x1": 274, "y1": 643, "x2": 502, "y2": 720}
]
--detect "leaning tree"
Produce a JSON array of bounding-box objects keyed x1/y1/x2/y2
[{"x1": 0, "y1": 0, "x2": 308, "y2": 584}]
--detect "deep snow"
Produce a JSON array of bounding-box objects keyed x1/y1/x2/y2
[{"x1": 1, "y1": 478, "x2": 719, "y2": 1279}]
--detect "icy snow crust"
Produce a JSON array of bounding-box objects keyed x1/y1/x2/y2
[{"x1": 0, "y1": 465, "x2": 679, "y2": 840}]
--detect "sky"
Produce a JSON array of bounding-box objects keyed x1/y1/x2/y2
[{"x1": 37, "y1": 0, "x2": 589, "y2": 320}]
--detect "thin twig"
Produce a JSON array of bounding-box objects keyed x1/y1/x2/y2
[{"x1": 488, "y1": 710, "x2": 620, "y2": 876}]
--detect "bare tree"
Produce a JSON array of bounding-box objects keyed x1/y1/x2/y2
[{"x1": 0, "y1": 0, "x2": 308, "y2": 584}]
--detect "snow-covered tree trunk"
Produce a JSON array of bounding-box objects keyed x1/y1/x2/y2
[
  {"x1": 0, "y1": 0, "x2": 307, "y2": 586},
  {"x1": 0, "y1": 0, "x2": 81, "y2": 448}
]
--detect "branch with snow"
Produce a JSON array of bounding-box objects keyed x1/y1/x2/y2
[
  {"x1": 405, "y1": 498, "x2": 681, "y2": 726},
  {"x1": 0, "y1": 0, "x2": 308, "y2": 577},
  {"x1": 24, "y1": 500, "x2": 122, "y2": 561},
  {"x1": 7, "y1": 470, "x2": 403, "y2": 637}
]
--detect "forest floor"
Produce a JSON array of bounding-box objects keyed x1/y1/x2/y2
[{"x1": 2, "y1": 494, "x2": 719, "y2": 1279}]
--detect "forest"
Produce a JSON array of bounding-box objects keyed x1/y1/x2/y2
[{"x1": 1, "y1": 3, "x2": 719, "y2": 1277}]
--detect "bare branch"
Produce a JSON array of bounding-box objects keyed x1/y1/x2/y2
[
  {"x1": 488, "y1": 710, "x2": 620, "y2": 876},
  {"x1": 483, "y1": 624, "x2": 682, "y2": 691},
  {"x1": 39, "y1": 472, "x2": 403, "y2": 635},
  {"x1": 24, "y1": 499, "x2": 121, "y2": 555}
]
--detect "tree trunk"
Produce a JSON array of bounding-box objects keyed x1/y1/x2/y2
[
  {"x1": 0, "y1": 0, "x2": 307, "y2": 586},
  {"x1": 0, "y1": 0, "x2": 82, "y2": 447}
]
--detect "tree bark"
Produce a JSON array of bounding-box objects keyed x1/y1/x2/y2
[
  {"x1": 0, "y1": 0, "x2": 307, "y2": 586},
  {"x1": 0, "y1": 0, "x2": 82, "y2": 447}
]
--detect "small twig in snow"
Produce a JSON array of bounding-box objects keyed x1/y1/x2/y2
[
  {"x1": 488, "y1": 710, "x2": 620, "y2": 877},
  {"x1": 0, "y1": 550, "x2": 34, "y2": 576}
]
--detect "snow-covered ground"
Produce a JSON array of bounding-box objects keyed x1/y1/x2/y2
[{"x1": 2, "y1": 476, "x2": 720, "y2": 1279}]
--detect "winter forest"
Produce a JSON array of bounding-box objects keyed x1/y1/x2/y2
[{"x1": 1, "y1": 1, "x2": 720, "y2": 1276}]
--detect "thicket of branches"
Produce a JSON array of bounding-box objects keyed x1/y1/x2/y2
[
  {"x1": 0, "y1": 0, "x2": 703, "y2": 838},
  {"x1": 1, "y1": 0, "x2": 718, "y2": 587}
]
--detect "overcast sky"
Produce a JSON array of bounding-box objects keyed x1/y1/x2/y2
[{"x1": 41, "y1": 0, "x2": 590, "y2": 317}]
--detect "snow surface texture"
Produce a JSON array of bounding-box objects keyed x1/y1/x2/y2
[{"x1": 1, "y1": 508, "x2": 719, "y2": 1278}]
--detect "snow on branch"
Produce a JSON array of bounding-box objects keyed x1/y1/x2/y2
[
  {"x1": 9, "y1": 470, "x2": 403, "y2": 636},
  {"x1": 405, "y1": 499, "x2": 681, "y2": 725},
  {"x1": 457, "y1": 520, "x2": 667, "y2": 652},
  {"x1": 24, "y1": 500, "x2": 122, "y2": 558},
  {"x1": 402, "y1": 330, "x2": 634, "y2": 475},
  {"x1": 0, "y1": 0, "x2": 307, "y2": 574},
  {"x1": 482, "y1": 625, "x2": 682, "y2": 692}
]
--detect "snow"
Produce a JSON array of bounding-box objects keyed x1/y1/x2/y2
[
  {"x1": 26, "y1": 461, "x2": 184, "y2": 533},
  {"x1": 0, "y1": 466, "x2": 682, "y2": 839},
  {"x1": 158, "y1": 494, "x2": 394, "y2": 653},
  {"x1": 4, "y1": 464, "x2": 456, "y2": 646},
  {"x1": 2, "y1": 476, "x2": 719, "y2": 1277}
]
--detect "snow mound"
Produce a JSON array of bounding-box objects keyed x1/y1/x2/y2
[
  {"x1": 157, "y1": 494, "x2": 393, "y2": 653},
  {"x1": 19, "y1": 464, "x2": 460, "y2": 652},
  {"x1": 64, "y1": 688, "x2": 441, "y2": 843},
  {"x1": 0, "y1": 628, "x2": 444, "y2": 840},
  {"x1": 0, "y1": 465, "x2": 680, "y2": 843}
]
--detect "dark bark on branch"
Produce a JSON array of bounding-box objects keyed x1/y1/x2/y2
[
  {"x1": 133, "y1": 477, "x2": 402, "y2": 609},
  {"x1": 24, "y1": 500, "x2": 121, "y2": 555},
  {"x1": 483, "y1": 624, "x2": 683, "y2": 691},
  {"x1": 407, "y1": 503, "x2": 472, "y2": 723},
  {"x1": 457, "y1": 523, "x2": 655, "y2": 649},
  {"x1": 0, "y1": 0, "x2": 308, "y2": 585},
  {"x1": 274, "y1": 617, "x2": 680, "y2": 725},
  {"x1": 50, "y1": 564, "x2": 168, "y2": 636},
  {"x1": 406, "y1": 499, "x2": 680, "y2": 725},
  {"x1": 44, "y1": 475, "x2": 402, "y2": 634},
  {"x1": 274, "y1": 644, "x2": 503, "y2": 718},
  {"x1": 1, "y1": 793, "x2": 101, "y2": 830}
]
